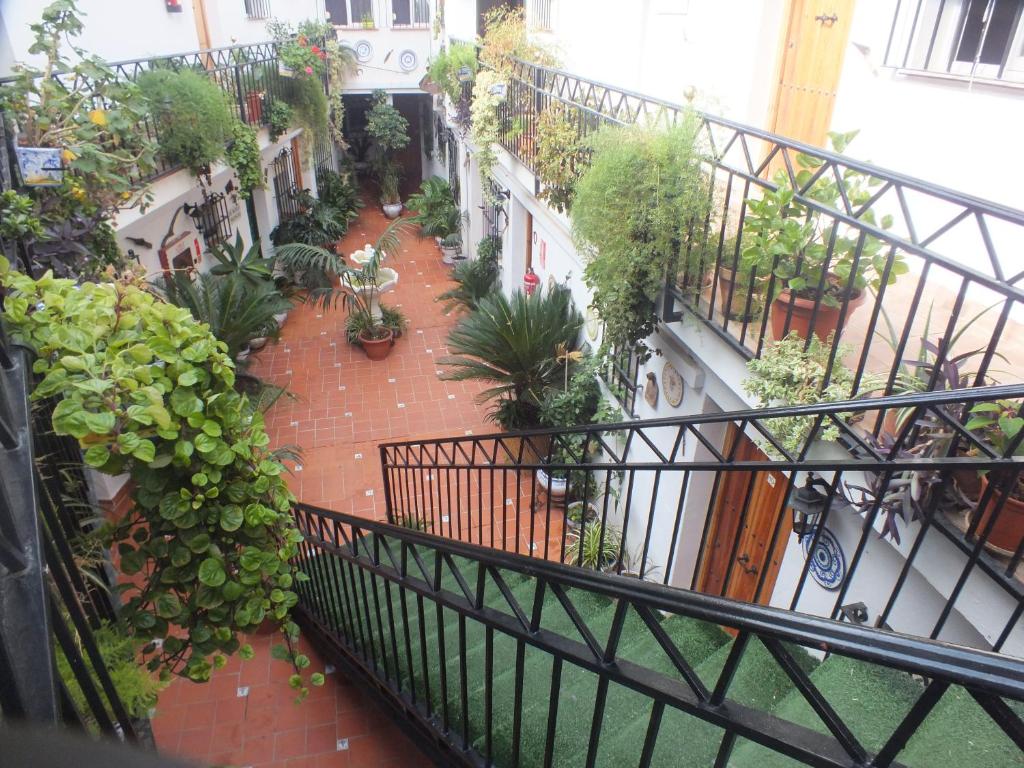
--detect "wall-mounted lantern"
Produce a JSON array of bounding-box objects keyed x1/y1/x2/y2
[{"x1": 786, "y1": 477, "x2": 833, "y2": 537}]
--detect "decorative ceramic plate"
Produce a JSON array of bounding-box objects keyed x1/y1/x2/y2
[
  {"x1": 801, "y1": 527, "x2": 845, "y2": 590},
  {"x1": 399, "y1": 50, "x2": 418, "y2": 72},
  {"x1": 585, "y1": 306, "x2": 601, "y2": 342},
  {"x1": 662, "y1": 362, "x2": 684, "y2": 407},
  {"x1": 354, "y1": 40, "x2": 373, "y2": 63}
]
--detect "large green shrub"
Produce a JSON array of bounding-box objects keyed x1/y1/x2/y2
[
  {"x1": 281, "y1": 75, "x2": 329, "y2": 144},
  {"x1": 439, "y1": 287, "x2": 583, "y2": 429},
  {"x1": 139, "y1": 69, "x2": 236, "y2": 175},
  {"x1": 1, "y1": 265, "x2": 321, "y2": 694},
  {"x1": 571, "y1": 118, "x2": 711, "y2": 356},
  {"x1": 427, "y1": 42, "x2": 478, "y2": 103}
]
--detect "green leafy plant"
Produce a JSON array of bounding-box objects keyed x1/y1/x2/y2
[
  {"x1": 440, "y1": 232, "x2": 462, "y2": 249},
  {"x1": 268, "y1": 101, "x2": 294, "y2": 142},
  {"x1": 55, "y1": 621, "x2": 168, "y2": 733},
  {"x1": 479, "y1": 5, "x2": 560, "y2": 78},
  {"x1": 572, "y1": 118, "x2": 712, "y2": 356},
  {"x1": 325, "y1": 39, "x2": 358, "y2": 150},
  {"x1": 470, "y1": 70, "x2": 504, "y2": 196},
  {"x1": 0, "y1": 191, "x2": 44, "y2": 241},
  {"x1": 276, "y1": 219, "x2": 410, "y2": 343},
  {"x1": 281, "y1": 75, "x2": 329, "y2": 147},
  {"x1": 741, "y1": 131, "x2": 907, "y2": 308},
  {"x1": 743, "y1": 333, "x2": 860, "y2": 456},
  {"x1": 226, "y1": 121, "x2": 265, "y2": 198},
  {"x1": 366, "y1": 90, "x2": 411, "y2": 156},
  {"x1": 315, "y1": 168, "x2": 362, "y2": 226},
  {"x1": 534, "y1": 103, "x2": 584, "y2": 213},
  {"x1": 437, "y1": 256, "x2": 499, "y2": 314},
  {"x1": 345, "y1": 302, "x2": 409, "y2": 345},
  {"x1": 270, "y1": 190, "x2": 349, "y2": 252},
  {"x1": 565, "y1": 521, "x2": 620, "y2": 571},
  {"x1": 0, "y1": 1, "x2": 156, "y2": 276},
  {"x1": 477, "y1": 234, "x2": 502, "y2": 263},
  {"x1": 967, "y1": 401, "x2": 1024, "y2": 459},
  {"x1": 407, "y1": 177, "x2": 460, "y2": 237},
  {"x1": 439, "y1": 287, "x2": 583, "y2": 430},
  {"x1": 427, "y1": 42, "x2": 478, "y2": 104},
  {"x1": 207, "y1": 233, "x2": 275, "y2": 286},
  {"x1": 268, "y1": 20, "x2": 328, "y2": 77},
  {"x1": 1, "y1": 267, "x2": 322, "y2": 696},
  {"x1": 139, "y1": 69, "x2": 235, "y2": 175},
  {"x1": 379, "y1": 162, "x2": 402, "y2": 205}
]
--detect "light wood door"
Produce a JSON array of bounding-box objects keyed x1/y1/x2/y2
[
  {"x1": 768, "y1": 0, "x2": 855, "y2": 149},
  {"x1": 698, "y1": 427, "x2": 791, "y2": 606}
]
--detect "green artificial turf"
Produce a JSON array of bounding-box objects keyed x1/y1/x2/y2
[{"x1": 302, "y1": 539, "x2": 1022, "y2": 768}]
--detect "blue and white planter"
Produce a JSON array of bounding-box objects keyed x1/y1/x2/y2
[{"x1": 15, "y1": 146, "x2": 63, "y2": 187}]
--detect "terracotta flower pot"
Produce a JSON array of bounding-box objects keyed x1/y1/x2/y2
[
  {"x1": 973, "y1": 474, "x2": 1024, "y2": 554},
  {"x1": 770, "y1": 285, "x2": 865, "y2": 342},
  {"x1": 359, "y1": 328, "x2": 395, "y2": 360},
  {"x1": 245, "y1": 91, "x2": 264, "y2": 125},
  {"x1": 716, "y1": 267, "x2": 764, "y2": 321}
]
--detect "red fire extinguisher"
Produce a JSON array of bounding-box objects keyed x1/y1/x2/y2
[{"x1": 523, "y1": 266, "x2": 540, "y2": 296}]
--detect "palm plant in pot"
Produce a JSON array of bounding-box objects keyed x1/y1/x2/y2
[
  {"x1": 439, "y1": 286, "x2": 583, "y2": 432},
  {"x1": 407, "y1": 176, "x2": 458, "y2": 239},
  {"x1": 275, "y1": 220, "x2": 410, "y2": 361},
  {"x1": 740, "y1": 131, "x2": 907, "y2": 342},
  {"x1": 440, "y1": 232, "x2": 462, "y2": 264}
]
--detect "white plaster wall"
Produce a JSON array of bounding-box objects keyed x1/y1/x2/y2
[
  {"x1": 833, "y1": 0, "x2": 1024, "y2": 211},
  {"x1": 336, "y1": 26, "x2": 434, "y2": 91},
  {"x1": 204, "y1": 0, "x2": 327, "y2": 47},
  {"x1": 0, "y1": 0, "x2": 200, "y2": 71}
]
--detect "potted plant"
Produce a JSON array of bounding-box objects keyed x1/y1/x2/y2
[
  {"x1": 709, "y1": 236, "x2": 765, "y2": 322},
  {"x1": 566, "y1": 500, "x2": 598, "y2": 533},
  {"x1": 741, "y1": 131, "x2": 907, "y2": 342},
  {"x1": 439, "y1": 286, "x2": 583, "y2": 432},
  {"x1": 571, "y1": 119, "x2": 712, "y2": 359},
  {"x1": 361, "y1": 12, "x2": 374, "y2": 29},
  {"x1": 407, "y1": 176, "x2": 460, "y2": 239},
  {"x1": 138, "y1": 69, "x2": 236, "y2": 176},
  {"x1": 440, "y1": 232, "x2": 462, "y2": 263},
  {"x1": 743, "y1": 333, "x2": 865, "y2": 458},
  {"x1": 380, "y1": 162, "x2": 404, "y2": 219},
  {"x1": 436, "y1": 249, "x2": 500, "y2": 314},
  {"x1": 366, "y1": 90, "x2": 410, "y2": 215},
  {"x1": 275, "y1": 219, "x2": 410, "y2": 361},
  {"x1": 565, "y1": 521, "x2": 621, "y2": 572},
  {"x1": 965, "y1": 400, "x2": 1024, "y2": 554}
]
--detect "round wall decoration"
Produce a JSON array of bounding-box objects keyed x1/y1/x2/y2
[
  {"x1": 399, "y1": 49, "x2": 418, "y2": 72},
  {"x1": 354, "y1": 40, "x2": 374, "y2": 63},
  {"x1": 662, "y1": 362, "x2": 684, "y2": 407},
  {"x1": 585, "y1": 306, "x2": 601, "y2": 342},
  {"x1": 801, "y1": 527, "x2": 846, "y2": 590}
]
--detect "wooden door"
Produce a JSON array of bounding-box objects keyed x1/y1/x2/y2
[
  {"x1": 767, "y1": 0, "x2": 855, "y2": 149},
  {"x1": 698, "y1": 427, "x2": 791, "y2": 605}
]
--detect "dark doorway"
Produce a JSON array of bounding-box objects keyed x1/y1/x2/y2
[
  {"x1": 477, "y1": 0, "x2": 523, "y2": 36},
  {"x1": 391, "y1": 93, "x2": 431, "y2": 197}
]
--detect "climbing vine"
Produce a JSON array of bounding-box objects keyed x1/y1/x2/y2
[
  {"x1": 470, "y1": 70, "x2": 504, "y2": 202},
  {"x1": 0, "y1": 264, "x2": 323, "y2": 697},
  {"x1": 226, "y1": 121, "x2": 265, "y2": 199}
]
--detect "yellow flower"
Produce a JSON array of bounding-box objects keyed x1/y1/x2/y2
[
  {"x1": 62, "y1": 148, "x2": 77, "y2": 163},
  {"x1": 88, "y1": 108, "x2": 108, "y2": 127}
]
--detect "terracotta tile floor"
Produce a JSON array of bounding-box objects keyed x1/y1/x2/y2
[{"x1": 152, "y1": 199, "x2": 564, "y2": 767}]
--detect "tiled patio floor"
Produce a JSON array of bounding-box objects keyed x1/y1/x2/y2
[{"x1": 151, "y1": 199, "x2": 564, "y2": 767}]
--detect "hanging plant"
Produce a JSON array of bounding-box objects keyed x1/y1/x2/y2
[
  {"x1": 268, "y1": 101, "x2": 293, "y2": 142},
  {"x1": 326, "y1": 39, "x2": 357, "y2": 150},
  {"x1": 470, "y1": 70, "x2": 504, "y2": 200},
  {"x1": 226, "y1": 121, "x2": 265, "y2": 199},
  {"x1": 281, "y1": 74, "x2": 329, "y2": 150},
  {"x1": 534, "y1": 103, "x2": 584, "y2": 214},
  {"x1": 1, "y1": 264, "x2": 324, "y2": 698},
  {"x1": 479, "y1": 6, "x2": 560, "y2": 79},
  {"x1": 427, "y1": 42, "x2": 478, "y2": 105},
  {"x1": 139, "y1": 69, "x2": 236, "y2": 176},
  {"x1": 571, "y1": 117, "x2": 712, "y2": 357}
]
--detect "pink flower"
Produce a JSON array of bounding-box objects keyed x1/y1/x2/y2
[{"x1": 305, "y1": 66, "x2": 313, "y2": 75}]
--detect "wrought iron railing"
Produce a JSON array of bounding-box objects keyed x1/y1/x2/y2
[
  {"x1": 486, "y1": 57, "x2": 1024, "y2": 406},
  {"x1": 380, "y1": 384, "x2": 1024, "y2": 657},
  {"x1": 0, "y1": 325, "x2": 139, "y2": 738},
  {"x1": 292, "y1": 500, "x2": 1024, "y2": 768}
]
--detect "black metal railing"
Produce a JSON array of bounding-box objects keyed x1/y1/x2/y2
[
  {"x1": 0, "y1": 325, "x2": 139, "y2": 739},
  {"x1": 486, "y1": 56, "x2": 1024, "y2": 408},
  {"x1": 381, "y1": 384, "x2": 1024, "y2": 657},
  {"x1": 292, "y1": 500, "x2": 1024, "y2": 768}
]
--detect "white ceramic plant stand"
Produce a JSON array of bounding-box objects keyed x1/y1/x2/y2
[{"x1": 340, "y1": 267, "x2": 399, "y2": 321}]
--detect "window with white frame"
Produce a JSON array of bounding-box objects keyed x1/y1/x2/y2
[
  {"x1": 885, "y1": 0, "x2": 1024, "y2": 83},
  {"x1": 528, "y1": 0, "x2": 553, "y2": 31},
  {"x1": 325, "y1": 0, "x2": 374, "y2": 27},
  {"x1": 392, "y1": 0, "x2": 430, "y2": 27}
]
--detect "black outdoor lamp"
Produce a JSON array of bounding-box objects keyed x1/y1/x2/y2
[{"x1": 786, "y1": 476, "x2": 833, "y2": 537}]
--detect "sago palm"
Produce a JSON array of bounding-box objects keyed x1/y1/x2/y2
[{"x1": 439, "y1": 287, "x2": 583, "y2": 429}]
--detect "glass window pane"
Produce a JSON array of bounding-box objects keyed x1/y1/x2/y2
[
  {"x1": 414, "y1": 0, "x2": 430, "y2": 24},
  {"x1": 352, "y1": 0, "x2": 373, "y2": 25},
  {"x1": 325, "y1": 0, "x2": 348, "y2": 25},
  {"x1": 392, "y1": 0, "x2": 411, "y2": 25}
]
